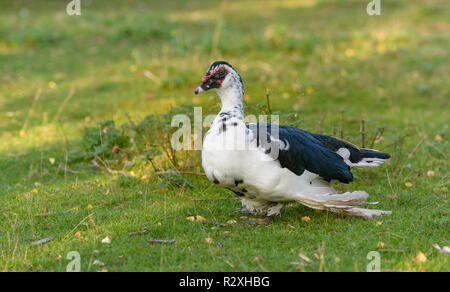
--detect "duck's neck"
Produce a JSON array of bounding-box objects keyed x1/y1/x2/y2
[{"x1": 216, "y1": 82, "x2": 244, "y2": 118}]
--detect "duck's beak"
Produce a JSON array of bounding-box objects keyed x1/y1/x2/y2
[{"x1": 194, "y1": 86, "x2": 205, "y2": 95}]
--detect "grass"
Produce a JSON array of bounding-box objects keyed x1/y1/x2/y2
[{"x1": 0, "y1": 0, "x2": 448, "y2": 271}]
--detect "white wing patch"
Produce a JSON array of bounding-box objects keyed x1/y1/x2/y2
[{"x1": 336, "y1": 147, "x2": 387, "y2": 168}]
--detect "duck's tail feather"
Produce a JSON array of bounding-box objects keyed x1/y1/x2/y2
[{"x1": 296, "y1": 191, "x2": 391, "y2": 219}]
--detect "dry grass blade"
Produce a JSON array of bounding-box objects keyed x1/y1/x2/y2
[
  {"x1": 31, "y1": 235, "x2": 55, "y2": 246},
  {"x1": 148, "y1": 239, "x2": 176, "y2": 244}
]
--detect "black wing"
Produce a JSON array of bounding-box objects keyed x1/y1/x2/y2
[
  {"x1": 312, "y1": 133, "x2": 390, "y2": 163},
  {"x1": 248, "y1": 123, "x2": 353, "y2": 183}
]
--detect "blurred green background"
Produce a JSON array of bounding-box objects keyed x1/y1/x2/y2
[{"x1": 0, "y1": 0, "x2": 448, "y2": 271}]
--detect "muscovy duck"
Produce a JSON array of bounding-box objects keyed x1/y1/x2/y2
[{"x1": 195, "y1": 61, "x2": 391, "y2": 219}]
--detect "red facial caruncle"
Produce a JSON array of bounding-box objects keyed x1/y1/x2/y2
[{"x1": 201, "y1": 66, "x2": 228, "y2": 84}]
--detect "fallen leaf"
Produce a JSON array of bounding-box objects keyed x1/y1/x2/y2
[
  {"x1": 305, "y1": 86, "x2": 315, "y2": 95},
  {"x1": 435, "y1": 134, "x2": 442, "y2": 141},
  {"x1": 86, "y1": 204, "x2": 94, "y2": 210},
  {"x1": 129, "y1": 64, "x2": 138, "y2": 73},
  {"x1": 405, "y1": 182, "x2": 413, "y2": 187},
  {"x1": 345, "y1": 48, "x2": 354, "y2": 57},
  {"x1": 427, "y1": 170, "x2": 435, "y2": 177},
  {"x1": 253, "y1": 255, "x2": 263, "y2": 262},
  {"x1": 377, "y1": 241, "x2": 386, "y2": 248},
  {"x1": 92, "y1": 260, "x2": 105, "y2": 266},
  {"x1": 205, "y1": 237, "x2": 213, "y2": 244},
  {"x1": 299, "y1": 253, "x2": 311, "y2": 262},
  {"x1": 187, "y1": 215, "x2": 208, "y2": 222},
  {"x1": 49, "y1": 158, "x2": 55, "y2": 165},
  {"x1": 48, "y1": 81, "x2": 57, "y2": 89},
  {"x1": 31, "y1": 188, "x2": 39, "y2": 194},
  {"x1": 376, "y1": 221, "x2": 383, "y2": 226},
  {"x1": 196, "y1": 215, "x2": 207, "y2": 222},
  {"x1": 2, "y1": 131, "x2": 12, "y2": 138},
  {"x1": 101, "y1": 236, "x2": 111, "y2": 244},
  {"x1": 301, "y1": 216, "x2": 311, "y2": 222},
  {"x1": 412, "y1": 251, "x2": 427, "y2": 263},
  {"x1": 226, "y1": 220, "x2": 237, "y2": 225},
  {"x1": 74, "y1": 231, "x2": 82, "y2": 239}
]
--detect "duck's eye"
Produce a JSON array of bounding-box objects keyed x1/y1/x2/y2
[{"x1": 217, "y1": 69, "x2": 226, "y2": 77}]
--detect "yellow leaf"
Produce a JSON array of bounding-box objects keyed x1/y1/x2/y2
[
  {"x1": 31, "y1": 188, "x2": 39, "y2": 194},
  {"x1": 129, "y1": 64, "x2": 138, "y2": 73},
  {"x1": 305, "y1": 86, "x2": 314, "y2": 95},
  {"x1": 34, "y1": 182, "x2": 41, "y2": 187},
  {"x1": 187, "y1": 215, "x2": 208, "y2": 222},
  {"x1": 205, "y1": 237, "x2": 213, "y2": 244},
  {"x1": 376, "y1": 221, "x2": 383, "y2": 226},
  {"x1": 405, "y1": 182, "x2": 413, "y2": 187},
  {"x1": 377, "y1": 241, "x2": 386, "y2": 248},
  {"x1": 48, "y1": 81, "x2": 57, "y2": 89},
  {"x1": 301, "y1": 216, "x2": 311, "y2": 222},
  {"x1": 196, "y1": 215, "x2": 207, "y2": 222},
  {"x1": 74, "y1": 231, "x2": 82, "y2": 238},
  {"x1": 412, "y1": 251, "x2": 427, "y2": 263},
  {"x1": 72, "y1": 206, "x2": 79, "y2": 211},
  {"x1": 87, "y1": 204, "x2": 94, "y2": 210}
]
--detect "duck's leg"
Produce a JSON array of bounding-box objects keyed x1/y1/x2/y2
[{"x1": 266, "y1": 203, "x2": 284, "y2": 218}]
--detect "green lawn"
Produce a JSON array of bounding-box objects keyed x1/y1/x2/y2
[{"x1": 0, "y1": 0, "x2": 448, "y2": 271}]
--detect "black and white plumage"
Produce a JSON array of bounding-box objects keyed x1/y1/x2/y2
[{"x1": 195, "y1": 61, "x2": 392, "y2": 219}]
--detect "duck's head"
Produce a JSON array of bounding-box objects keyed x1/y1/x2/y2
[{"x1": 195, "y1": 61, "x2": 242, "y2": 95}]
